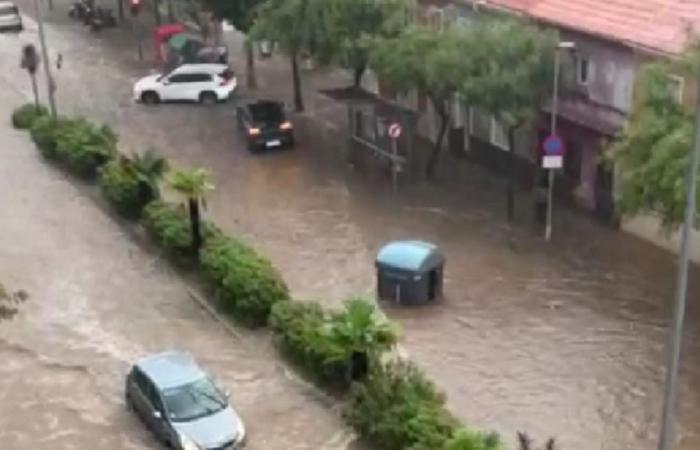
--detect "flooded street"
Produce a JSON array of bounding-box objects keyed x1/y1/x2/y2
[{"x1": 3, "y1": 3, "x2": 700, "y2": 449}]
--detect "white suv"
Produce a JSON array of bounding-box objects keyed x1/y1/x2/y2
[
  {"x1": 133, "y1": 64, "x2": 237, "y2": 105},
  {"x1": 0, "y1": 1, "x2": 22, "y2": 32}
]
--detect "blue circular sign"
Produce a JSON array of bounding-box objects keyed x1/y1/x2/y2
[{"x1": 543, "y1": 135, "x2": 565, "y2": 156}]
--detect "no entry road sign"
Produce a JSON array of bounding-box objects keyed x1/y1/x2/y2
[
  {"x1": 543, "y1": 134, "x2": 565, "y2": 156},
  {"x1": 388, "y1": 122, "x2": 402, "y2": 139}
]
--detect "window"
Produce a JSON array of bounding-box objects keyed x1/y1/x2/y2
[
  {"x1": 188, "y1": 73, "x2": 212, "y2": 83},
  {"x1": 490, "y1": 118, "x2": 509, "y2": 150},
  {"x1": 667, "y1": 75, "x2": 684, "y2": 103},
  {"x1": 167, "y1": 74, "x2": 189, "y2": 83},
  {"x1": 576, "y1": 55, "x2": 591, "y2": 85}
]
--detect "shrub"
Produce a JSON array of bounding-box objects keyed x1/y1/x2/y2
[
  {"x1": 142, "y1": 201, "x2": 193, "y2": 262},
  {"x1": 99, "y1": 156, "x2": 158, "y2": 219},
  {"x1": 30, "y1": 115, "x2": 67, "y2": 159},
  {"x1": 12, "y1": 103, "x2": 48, "y2": 129},
  {"x1": 345, "y1": 360, "x2": 458, "y2": 450},
  {"x1": 200, "y1": 233, "x2": 290, "y2": 327},
  {"x1": 269, "y1": 298, "x2": 397, "y2": 389},
  {"x1": 54, "y1": 118, "x2": 117, "y2": 178},
  {"x1": 443, "y1": 429, "x2": 503, "y2": 450}
]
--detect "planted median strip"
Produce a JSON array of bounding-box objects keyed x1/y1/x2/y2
[{"x1": 12, "y1": 103, "x2": 505, "y2": 450}]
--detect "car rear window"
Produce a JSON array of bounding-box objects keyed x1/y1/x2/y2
[
  {"x1": 249, "y1": 102, "x2": 284, "y2": 123},
  {"x1": 0, "y1": 5, "x2": 18, "y2": 14}
]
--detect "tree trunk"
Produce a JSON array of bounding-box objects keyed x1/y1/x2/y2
[
  {"x1": 29, "y1": 74, "x2": 39, "y2": 109},
  {"x1": 425, "y1": 102, "x2": 449, "y2": 178},
  {"x1": 152, "y1": 0, "x2": 161, "y2": 26},
  {"x1": 506, "y1": 127, "x2": 516, "y2": 223},
  {"x1": 116, "y1": 0, "x2": 123, "y2": 21},
  {"x1": 188, "y1": 197, "x2": 202, "y2": 254},
  {"x1": 245, "y1": 40, "x2": 257, "y2": 89},
  {"x1": 291, "y1": 53, "x2": 304, "y2": 112},
  {"x1": 352, "y1": 63, "x2": 366, "y2": 89},
  {"x1": 166, "y1": 0, "x2": 175, "y2": 23}
]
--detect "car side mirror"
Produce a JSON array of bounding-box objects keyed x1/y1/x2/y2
[{"x1": 153, "y1": 410, "x2": 163, "y2": 420}]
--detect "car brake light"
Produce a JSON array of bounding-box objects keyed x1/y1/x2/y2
[
  {"x1": 249, "y1": 127, "x2": 261, "y2": 136},
  {"x1": 279, "y1": 121, "x2": 292, "y2": 130}
]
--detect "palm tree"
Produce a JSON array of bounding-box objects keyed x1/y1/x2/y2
[
  {"x1": 328, "y1": 297, "x2": 398, "y2": 382},
  {"x1": 131, "y1": 149, "x2": 168, "y2": 202},
  {"x1": 168, "y1": 168, "x2": 215, "y2": 254}
]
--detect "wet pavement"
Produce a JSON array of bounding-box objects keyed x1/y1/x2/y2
[{"x1": 3, "y1": 3, "x2": 700, "y2": 449}]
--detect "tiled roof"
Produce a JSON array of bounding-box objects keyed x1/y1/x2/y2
[{"x1": 469, "y1": 0, "x2": 700, "y2": 55}]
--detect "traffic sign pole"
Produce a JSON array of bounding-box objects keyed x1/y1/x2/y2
[{"x1": 388, "y1": 122, "x2": 402, "y2": 193}]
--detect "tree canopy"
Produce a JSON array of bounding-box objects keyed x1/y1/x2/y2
[
  {"x1": 608, "y1": 44, "x2": 699, "y2": 228},
  {"x1": 318, "y1": 0, "x2": 414, "y2": 87},
  {"x1": 457, "y1": 18, "x2": 556, "y2": 130},
  {"x1": 371, "y1": 25, "x2": 474, "y2": 176},
  {"x1": 203, "y1": 0, "x2": 267, "y2": 32}
]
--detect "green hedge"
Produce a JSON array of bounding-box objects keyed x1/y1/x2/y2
[
  {"x1": 12, "y1": 103, "x2": 48, "y2": 129},
  {"x1": 54, "y1": 118, "x2": 117, "y2": 178},
  {"x1": 99, "y1": 156, "x2": 158, "y2": 219},
  {"x1": 201, "y1": 232, "x2": 290, "y2": 327},
  {"x1": 30, "y1": 115, "x2": 68, "y2": 159},
  {"x1": 142, "y1": 201, "x2": 194, "y2": 262},
  {"x1": 346, "y1": 360, "x2": 458, "y2": 450},
  {"x1": 269, "y1": 298, "x2": 397, "y2": 389}
]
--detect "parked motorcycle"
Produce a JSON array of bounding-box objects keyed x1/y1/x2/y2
[
  {"x1": 67, "y1": 0, "x2": 93, "y2": 20},
  {"x1": 87, "y1": 8, "x2": 116, "y2": 31}
]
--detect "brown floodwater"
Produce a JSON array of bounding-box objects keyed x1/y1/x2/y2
[{"x1": 4, "y1": 4, "x2": 700, "y2": 449}]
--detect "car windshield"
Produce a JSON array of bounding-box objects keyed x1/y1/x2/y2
[
  {"x1": 162, "y1": 378, "x2": 228, "y2": 422},
  {"x1": 249, "y1": 103, "x2": 284, "y2": 123}
]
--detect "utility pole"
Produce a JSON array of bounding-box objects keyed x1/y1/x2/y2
[
  {"x1": 34, "y1": 0, "x2": 57, "y2": 117},
  {"x1": 657, "y1": 68, "x2": 700, "y2": 450}
]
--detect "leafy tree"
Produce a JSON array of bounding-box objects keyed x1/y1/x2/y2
[
  {"x1": 458, "y1": 18, "x2": 555, "y2": 222},
  {"x1": 371, "y1": 25, "x2": 473, "y2": 177},
  {"x1": 252, "y1": 0, "x2": 327, "y2": 112},
  {"x1": 168, "y1": 168, "x2": 215, "y2": 254},
  {"x1": 607, "y1": 45, "x2": 699, "y2": 228},
  {"x1": 203, "y1": 0, "x2": 268, "y2": 88},
  {"x1": 317, "y1": 0, "x2": 413, "y2": 88}
]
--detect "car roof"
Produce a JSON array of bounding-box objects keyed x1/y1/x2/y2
[
  {"x1": 172, "y1": 64, "x2": 229, "y2": 75},
  {"x1": 241, "y1": 100, "x2": 283, "y2": 110},
  {"x1": 135, "y1": 351, "x2": 206, "y2": 390}
]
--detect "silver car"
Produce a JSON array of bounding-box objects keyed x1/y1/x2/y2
[
  {"x1": 125, "y1": 351, "x2": 246, "y2": 449},
  {"x1": 0, "y1": 1, "x2": 21, "y2": 32}
]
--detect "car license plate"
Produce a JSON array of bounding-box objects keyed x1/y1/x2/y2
[{"x1": 266, "y1": 139, "x2": 281, "y2": 147}]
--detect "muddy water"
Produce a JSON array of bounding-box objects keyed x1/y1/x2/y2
[{"x1": 4, "y1": 5, "x2": 700, "y2": 449}]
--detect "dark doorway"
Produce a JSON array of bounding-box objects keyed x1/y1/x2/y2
[
  {"x1": 594, "y1": 163, "x2": 616, "y2": 224},
  {"x1": 428, "y1": 270, "x2": 438, "y2": 300}
]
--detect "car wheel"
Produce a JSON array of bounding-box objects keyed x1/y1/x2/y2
[
  {"x1": 141, "y1": 91, "x2": 159, "y2": 105},
  {"x1": 199, "y1": 92, "x2": 217, "y2": 105}
]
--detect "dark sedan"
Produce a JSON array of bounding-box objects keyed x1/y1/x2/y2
[{"x1": 235, "y1": 100, "x2": 294, "y2": 151}]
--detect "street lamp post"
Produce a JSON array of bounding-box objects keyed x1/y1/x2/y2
[
  {"x1": 657, "y1": 68, "x2": 700, "y2": 450},
  {"x1": 34, "y1": 0, "x2": 57, "y2": 117},
  {"x1": 545, "y1": 41, "x2": 575, "y2": 241}
]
